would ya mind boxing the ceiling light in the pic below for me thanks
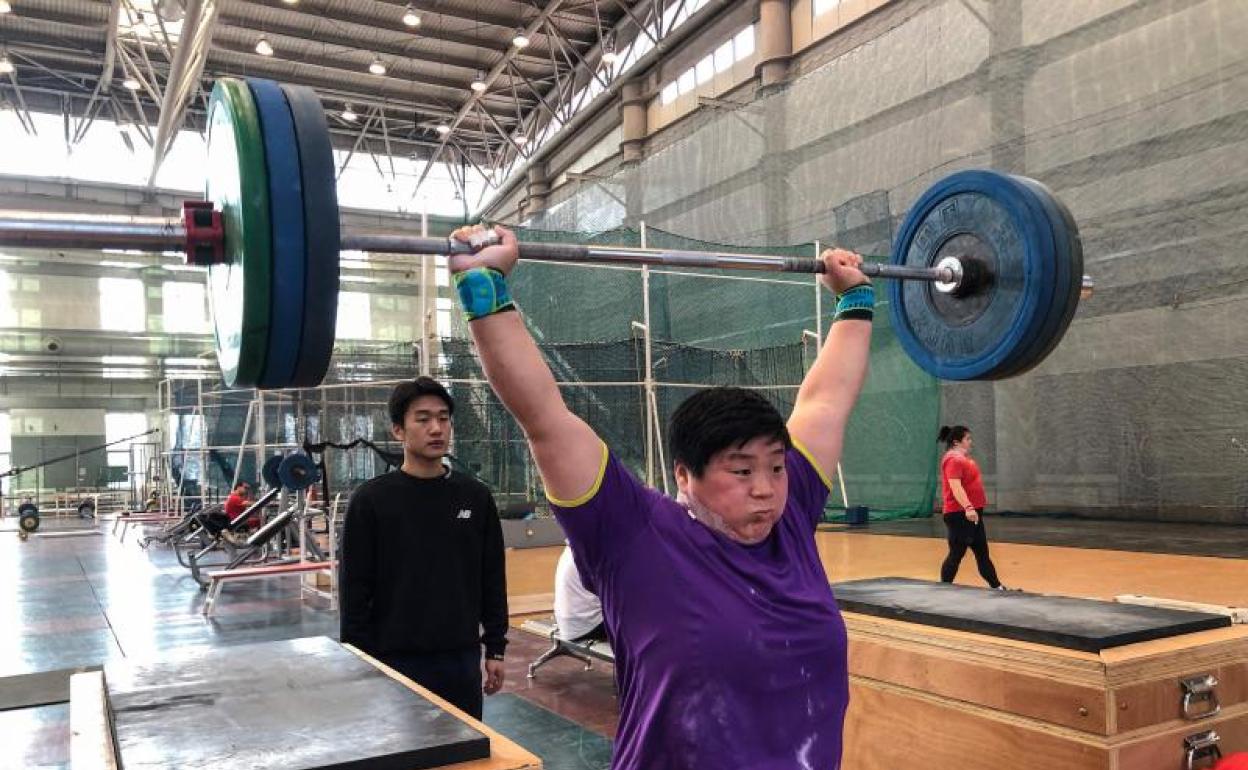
[282,0,298,4]
[512,133,528,146]
[369,56,387,75]
[0,54,12,75]
[601,34,618,65]
[154,0,186,22]
[402,4,420,27]
[470,70,487,93]
[512,28,530,49]
[435,123,451,135]
[342,104,357,122]
[255,36,274,56]
[0,1,12,14]
[123,77,141,90]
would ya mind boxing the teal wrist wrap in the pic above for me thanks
[454,267,515,321]
[834,283,875,322]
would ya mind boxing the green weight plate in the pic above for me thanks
[206,78,272,388]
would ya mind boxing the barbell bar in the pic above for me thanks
[0,212,1093,292]
[0,78,1094,388]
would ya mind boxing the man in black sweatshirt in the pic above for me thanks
[339,377,508,719]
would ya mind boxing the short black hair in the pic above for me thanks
[668,387,790,477]
[938,425,970,447]
[388,377,455,426]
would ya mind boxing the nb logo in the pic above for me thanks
[457,509,473,520]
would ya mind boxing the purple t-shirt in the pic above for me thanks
[551,443,848,770]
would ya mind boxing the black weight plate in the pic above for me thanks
[280,84,340,388]
[888,170,1058,381]
[247,78,307,390]
[19,511,40,533]
[992,176,1083,378]
[278,453,321,491]
[262,454,284,489]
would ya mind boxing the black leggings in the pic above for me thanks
[940,510,1001,588]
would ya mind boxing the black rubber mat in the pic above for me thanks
[0,666,100,711]
[833,577,1230,652]
[105,636,490,770]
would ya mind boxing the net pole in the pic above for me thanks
[419,208,431,377]
[640,221,655,488]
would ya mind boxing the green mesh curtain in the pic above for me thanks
[170,227,937,519]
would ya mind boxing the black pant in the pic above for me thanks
[380,647,483,720]
[941,510,1001,588]
[202,511,231,537]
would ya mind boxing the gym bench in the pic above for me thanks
[201,560,336,617]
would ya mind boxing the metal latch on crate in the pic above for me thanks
[1184,730,1222,770]
[1181,674,1221,720]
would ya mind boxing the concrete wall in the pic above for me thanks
[516,0,1248,523]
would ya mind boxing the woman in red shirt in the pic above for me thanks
[938,425,1007,589]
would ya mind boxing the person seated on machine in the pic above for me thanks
[200,482,254,545]
[224,482,258,529]
[554,543,608,645]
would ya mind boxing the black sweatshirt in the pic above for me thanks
[339,468,508,659]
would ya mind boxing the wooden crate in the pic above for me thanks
[843,613,1248,770]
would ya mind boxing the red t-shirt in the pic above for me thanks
[941,450,987,514]
[224,492,256,527]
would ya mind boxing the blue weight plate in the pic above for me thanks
[261,454,284,489]
[278,453,321,491]
[888,169,1057,381]
[280,84,340,388]
[991,176,1083,378]
[247,79,307,390]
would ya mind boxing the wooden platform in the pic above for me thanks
[69,637,542,770]
[843,604,1248,769]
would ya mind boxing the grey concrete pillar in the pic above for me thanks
[756,0,793,88]
[525,162,550,220]
[619,80,648,163]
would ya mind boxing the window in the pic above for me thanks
[714,40,735,73]
[814,0,842,17]
[162,281,210,334]
[99,277,146,332]
[677,67,696,95]
[106,413,149,490]
[0,271,12,326]
[734,26,756,60]
[0,412,10,495]
[661,81,680,105]
[336,292,372,339]
[436,297,454,337]
[696,55,715,85]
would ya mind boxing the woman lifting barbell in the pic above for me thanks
[450,221,872,770]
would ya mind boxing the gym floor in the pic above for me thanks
[5,513,1247,769]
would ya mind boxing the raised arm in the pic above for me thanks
[449,225,604,503]
[787,249,873,477]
